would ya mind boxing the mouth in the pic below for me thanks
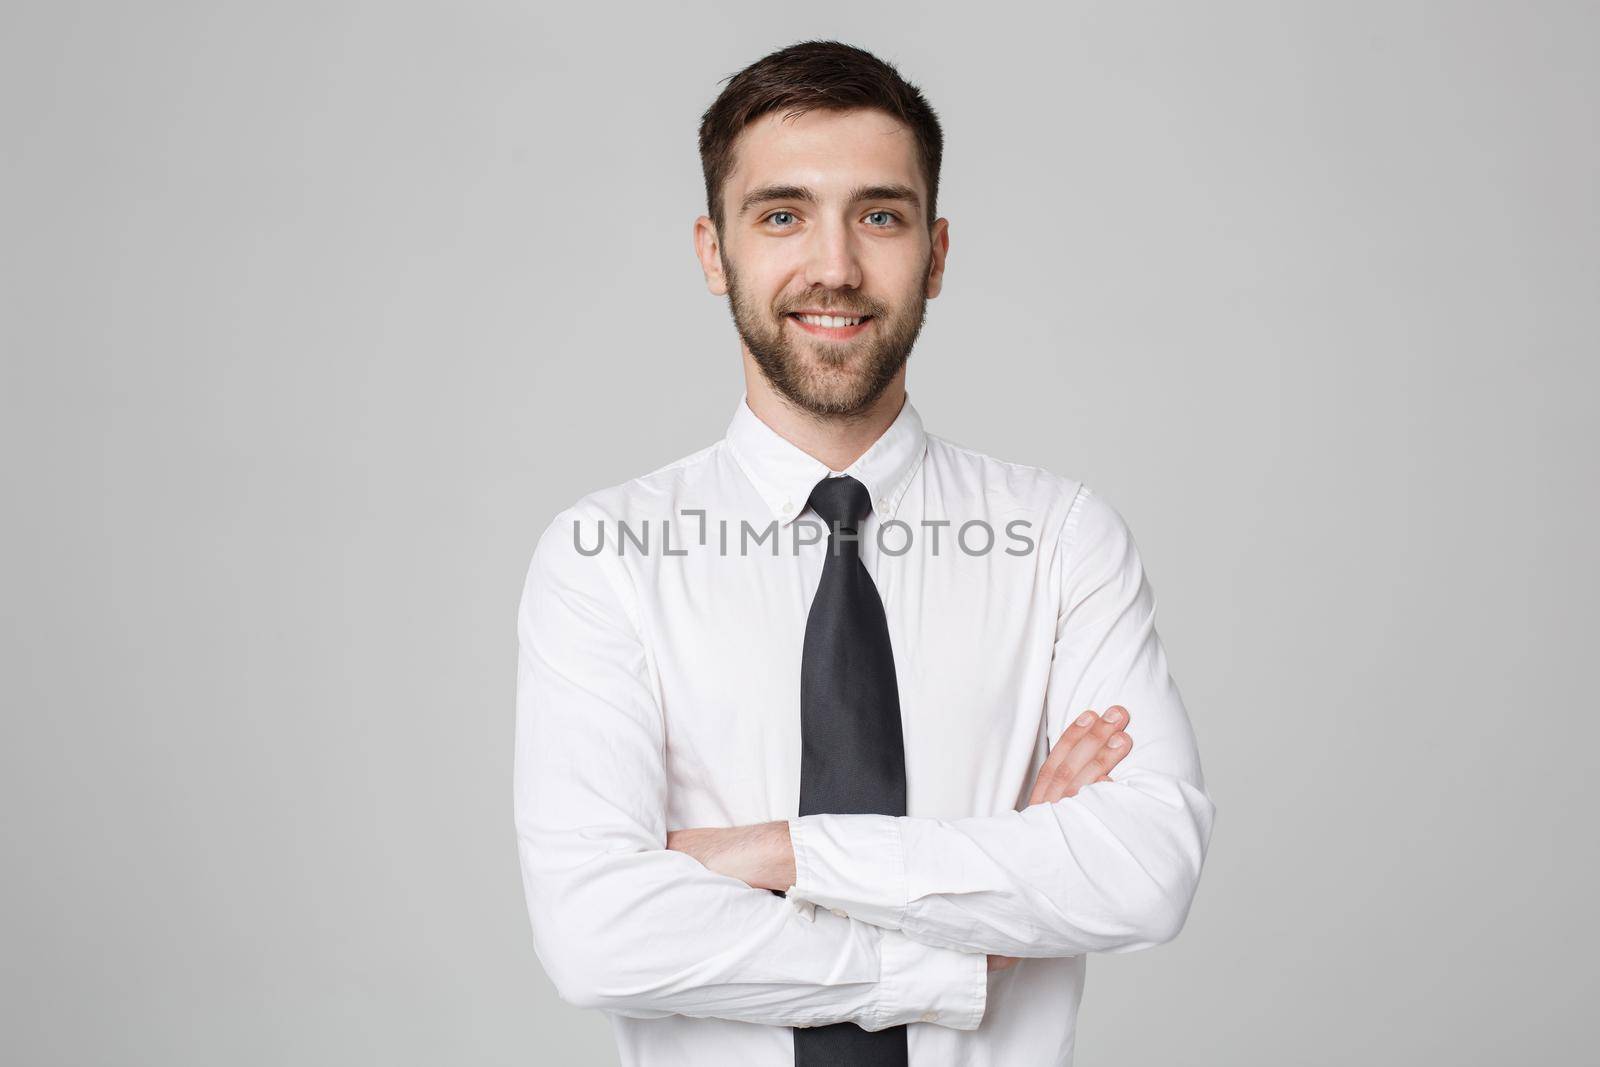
[785,311,875,341]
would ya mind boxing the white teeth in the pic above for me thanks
[796,314,862,328]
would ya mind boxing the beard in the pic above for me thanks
[723,253,931,419]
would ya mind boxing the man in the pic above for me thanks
[514,40,1215,1066]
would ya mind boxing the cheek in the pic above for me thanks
[733,257,797,307]
[767,259,812,301]
[864,249,927,299]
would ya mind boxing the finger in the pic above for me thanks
[1040,706,1130,802]
[1031,710,1113,804]
[1030,710,1100,804]
[1030,706,1134,805]
[1035,707,1132,804]
[1047,710,1099,759]
[1065,730,1131,794]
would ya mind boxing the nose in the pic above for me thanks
[802,216,863,292]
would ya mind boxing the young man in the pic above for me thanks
[514,40,1215,1067]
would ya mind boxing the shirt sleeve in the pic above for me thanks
[514,506,989,1030]
[784,484,1216,958]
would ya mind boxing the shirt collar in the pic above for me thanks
[724,391,928,527]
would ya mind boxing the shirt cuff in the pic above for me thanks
[786,814,908,930]
[871,927,988,1031]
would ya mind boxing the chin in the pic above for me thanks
[788,378,885,417]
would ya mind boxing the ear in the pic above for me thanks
[925,217,950,299]
[694,216,728,296]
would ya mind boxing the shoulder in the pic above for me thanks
[521,441,729,617]
[921,433,1144,558]
[923,432,1091,532]
[556,439,727,526]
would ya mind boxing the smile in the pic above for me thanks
[786,312,874,339]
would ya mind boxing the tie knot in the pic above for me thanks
[807,474,873,529]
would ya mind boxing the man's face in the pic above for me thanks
[700,108,948,418]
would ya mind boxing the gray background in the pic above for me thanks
[3,1,1595,1063]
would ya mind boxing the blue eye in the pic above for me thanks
[766,211,797,227]
[865,211,898,226]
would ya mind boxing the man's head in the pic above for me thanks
[693,41,950,419]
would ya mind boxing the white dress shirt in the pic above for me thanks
[514,393,1215,1066]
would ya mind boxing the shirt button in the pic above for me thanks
[829,907,846,918]
[920,1011,939,1023]
[782,500,794,513]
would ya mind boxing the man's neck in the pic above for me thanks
[741,351,907,472]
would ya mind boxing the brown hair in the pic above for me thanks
[697,40,944,235]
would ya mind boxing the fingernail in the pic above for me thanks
[1109,735,1126,748]
[1103,709,1122,724]
[1076,712,1095,727]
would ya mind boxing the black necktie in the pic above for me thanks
[792,474,909,1066]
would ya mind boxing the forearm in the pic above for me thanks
[517,818,986,1029]
[676,793,1211,960]
[783,770,1214,957]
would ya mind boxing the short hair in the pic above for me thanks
[697,40,944,234]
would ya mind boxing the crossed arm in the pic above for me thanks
[514,487,1215,1030]
[667,704,1138,973]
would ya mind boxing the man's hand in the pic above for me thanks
[666,819,794,892]
[990,706,1135,973]
[1028,705,1133,805]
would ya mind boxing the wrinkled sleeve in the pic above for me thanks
[785,484,1216,957]
[514,507,988,1029]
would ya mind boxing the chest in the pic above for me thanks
[634,532,1061,824]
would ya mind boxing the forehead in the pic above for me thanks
[726,107,924,205]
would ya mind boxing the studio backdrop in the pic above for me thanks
[3,2,1594,1064]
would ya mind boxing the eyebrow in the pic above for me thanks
[739,183,923,217]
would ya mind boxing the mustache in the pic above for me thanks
[777,292,889,316]
[777,295,883,317]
